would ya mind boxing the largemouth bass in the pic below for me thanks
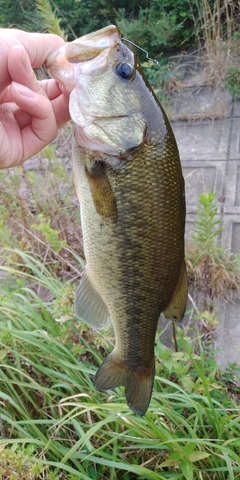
[47,25,188,416]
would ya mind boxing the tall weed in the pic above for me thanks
[193,0,240,89]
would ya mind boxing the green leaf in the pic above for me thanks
[182,444,196,456]
[188,451,210,463]
[160,458,180,468]
[170,451,182,460]
[171,351,185,361]
[180,460,193,480]
[181,375,194,393]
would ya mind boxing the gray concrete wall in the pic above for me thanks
[171,99,240,369]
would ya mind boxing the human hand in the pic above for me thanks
[0,29,71,169]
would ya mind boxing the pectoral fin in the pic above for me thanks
[163,260,188,322]
[74,269,111,329]
[85,161,117,220]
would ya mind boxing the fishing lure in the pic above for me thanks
[121,38,159,64]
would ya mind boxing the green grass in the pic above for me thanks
[0,250,239,479]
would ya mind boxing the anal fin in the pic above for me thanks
[74,269,111,330]
[163,260,188,322]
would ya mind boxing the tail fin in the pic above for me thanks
[94,352,155,416]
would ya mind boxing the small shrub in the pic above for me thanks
[186,192,240,307]
[0,444,43,480]
[225,65,240,98]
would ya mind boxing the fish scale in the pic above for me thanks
[47,24,188,415]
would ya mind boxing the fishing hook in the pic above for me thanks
[121,38,159,65]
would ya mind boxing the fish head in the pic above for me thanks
[46,25,146,156]
[46,25,123,91]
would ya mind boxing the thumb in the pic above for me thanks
[12,30,66,67]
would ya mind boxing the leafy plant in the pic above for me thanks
[0,0,200,53]
[191,191,223,255]
[142,59,178,106]
[0,0,43,32]
[116,6,184,58]
[186,192,240,307]
[225,65,240,98]
[0,444,44,480]
[36,0,68,40]
[32,214,67,253]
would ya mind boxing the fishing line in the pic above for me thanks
[121,38,159,65]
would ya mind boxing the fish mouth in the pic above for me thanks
[66,25,121,61]
[46,25,121,91]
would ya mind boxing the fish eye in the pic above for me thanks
[115,62,135,80]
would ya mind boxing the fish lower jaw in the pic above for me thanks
[74,125,122,156]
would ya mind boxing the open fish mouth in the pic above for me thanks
[46,25,122,92]
[65,24,121,60]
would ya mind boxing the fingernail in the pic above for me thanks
[12,82,37,98]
